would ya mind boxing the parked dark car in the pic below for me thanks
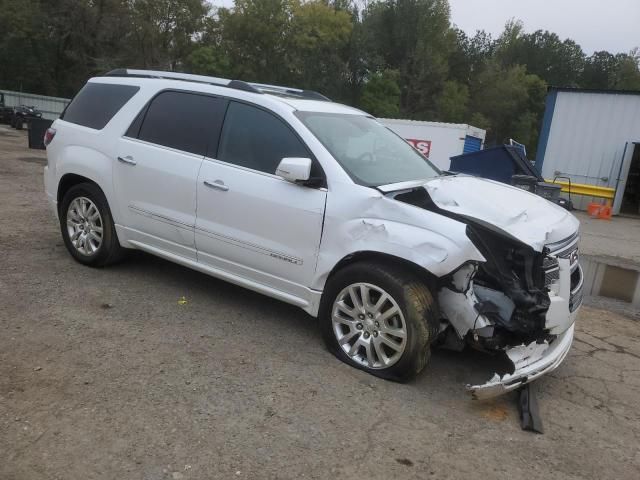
[0,93,14,124]
[10,105,43,129]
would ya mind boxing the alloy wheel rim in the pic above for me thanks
[66,197,103,256]
[331,283,407,369]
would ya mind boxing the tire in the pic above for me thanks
[319,261,439,382]
[15,117,23,130]
[59,183,125,267]
[10,116,16,128]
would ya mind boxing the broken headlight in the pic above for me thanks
[466,225,550,342]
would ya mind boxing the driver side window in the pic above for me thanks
[217,102,309,175]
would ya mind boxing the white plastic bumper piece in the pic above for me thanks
[467,323,575,400]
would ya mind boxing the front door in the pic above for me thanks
[195,101,326,298]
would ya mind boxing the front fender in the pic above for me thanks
[312,183,485,291]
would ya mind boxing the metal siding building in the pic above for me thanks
[0,89,70,120]
[536,88,640,213]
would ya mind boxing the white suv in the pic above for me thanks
[44,69,582,398]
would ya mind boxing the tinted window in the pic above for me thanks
[217,102,309,174]
[137,91,226,156]
[62,83,139,130]
[125,108,145,138]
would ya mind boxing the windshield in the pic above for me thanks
[296,112,440,187]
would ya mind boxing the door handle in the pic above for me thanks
[204,180,229,191]
[117,155,137,166]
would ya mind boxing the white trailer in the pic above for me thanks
[379,118,486,170]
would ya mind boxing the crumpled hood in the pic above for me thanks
[421,176,579,251]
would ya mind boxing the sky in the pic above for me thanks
[448,0,639,54]
[210,0,639,55]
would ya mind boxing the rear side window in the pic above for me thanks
[62,83,139,130]
[136,91,227,156]
[217,101,309,174]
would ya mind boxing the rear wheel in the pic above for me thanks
[320,261,439,382]
[59,183,125,267]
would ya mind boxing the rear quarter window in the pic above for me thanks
[61,83,139,130]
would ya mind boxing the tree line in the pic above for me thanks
[1,0,639,153]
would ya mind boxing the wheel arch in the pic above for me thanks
[57,174,104,211]
[322,251,440,293]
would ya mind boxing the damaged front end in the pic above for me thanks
[438,226,582,399]
[439,227,582,399]
[389,183,582,399]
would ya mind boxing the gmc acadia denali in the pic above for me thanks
[44,69,583,398]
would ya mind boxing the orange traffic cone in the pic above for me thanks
[587,202,601,218]
[597,202,612,220]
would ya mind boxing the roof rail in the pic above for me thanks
[248,82,331,101]
[105,68,232,87]
[103,69,330,101]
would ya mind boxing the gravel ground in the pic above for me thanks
[1,126,640,480]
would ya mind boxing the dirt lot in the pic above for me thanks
[1,126,639,480]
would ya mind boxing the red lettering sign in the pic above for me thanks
[406,138,431,157]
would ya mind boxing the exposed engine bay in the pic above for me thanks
[388,183,583,399]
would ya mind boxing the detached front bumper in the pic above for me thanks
[467,323,575,400]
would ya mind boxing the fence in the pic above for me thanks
[0,89,70,120]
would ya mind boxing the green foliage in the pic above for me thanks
[360,69,401,117]
[217,0,294,83]
[213,0,352,96]
[1,0,639,154]
[496,23,585,87]
[288,1,353,98]
[449,29,494,84]
[469,62,546,147]
[0,0,51,93]
[126,0,210,70]
[435,80,469,122]
[581,50,640,90]
[613,51,640,90]
[361,0,455,118]
[185,46,230,76]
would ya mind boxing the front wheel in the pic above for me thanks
[319,261,439,382]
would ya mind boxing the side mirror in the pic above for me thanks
[276,157,312,183]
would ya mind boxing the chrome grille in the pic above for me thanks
[545,232,583,310]
[547,233,580,274]
[543,256,560,287]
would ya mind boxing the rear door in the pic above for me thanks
[115,90,227,259]
[195,101,327,297]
